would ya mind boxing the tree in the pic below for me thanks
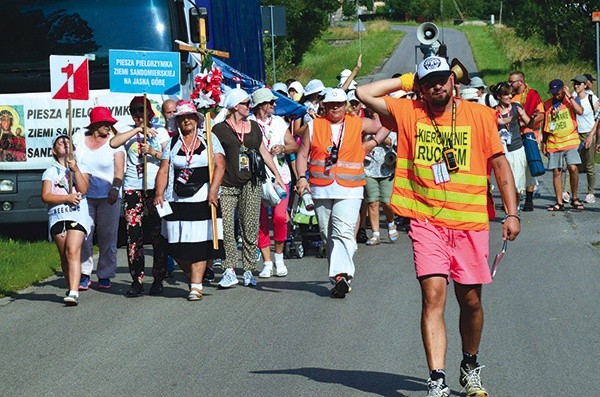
[502,0,596,63]
[342,0,356,18]
[359,0,375,12]
[261,0,340,66]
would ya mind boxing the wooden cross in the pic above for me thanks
[178,19,229,250]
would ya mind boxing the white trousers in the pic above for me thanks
[81,197,122,279]
[314,198,361,279]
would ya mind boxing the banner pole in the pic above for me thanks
[143,93,148,194]
[68,98,74,191]
[206,112,219,250]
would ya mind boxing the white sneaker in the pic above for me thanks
[218,268,238,288]
[274,262,288,277]
[63,294,79,306]
[366,235,380,246]
[259,262,273,278]
[273,253,288,276]
[243,270,257,287]
[585,193,595,204]
[459,364,488,397]
[562,191,571,203]
[426,378,450,397]
[388,225,399,242]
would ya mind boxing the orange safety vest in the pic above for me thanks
[308,115,366,187]
[542,99,579,152]
[384,97,502,231]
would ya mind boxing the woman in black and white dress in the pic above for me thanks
[154,101,225,301]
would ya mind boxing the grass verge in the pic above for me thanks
[0,238,59,298]
[288,20,404,87]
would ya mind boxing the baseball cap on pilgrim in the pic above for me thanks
[584,73,596,82]
[323,88,347,103]
[416,56,451,83]
[548,79,564,94]
[571,74,588,84]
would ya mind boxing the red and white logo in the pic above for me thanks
[50,55,89,100]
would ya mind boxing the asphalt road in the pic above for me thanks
[359,25,479,84]
[1,26,599,397]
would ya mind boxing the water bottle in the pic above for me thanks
[275,184,287,199]
[302,190,315,211]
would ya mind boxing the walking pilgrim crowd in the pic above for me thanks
[42,51,599,397]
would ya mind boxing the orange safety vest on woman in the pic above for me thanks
[308,115,366,187]
[383,97,504,231]
[542,99,579,153]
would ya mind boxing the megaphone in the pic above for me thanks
[417,22,439,46]
[450,58,471,86]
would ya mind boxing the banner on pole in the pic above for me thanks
[109,50,180,95]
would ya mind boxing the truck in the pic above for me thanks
[0,0,265,224]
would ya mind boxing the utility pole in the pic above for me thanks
[499,1,503,25]
[451,0,465,21]
[594,12,600,94]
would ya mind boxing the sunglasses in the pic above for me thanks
[420,73,451,89]
[239,101,251,107]
[130,107,146,115]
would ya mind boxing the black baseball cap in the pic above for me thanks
[584,73,596,82]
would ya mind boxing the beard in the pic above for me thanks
[428,91,452,109]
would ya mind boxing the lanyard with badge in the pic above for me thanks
[549,100,561,131]
[227,119,250,172]
[428,100,459,185]
[324,119,345,175]
[176,133,198,185]
[135,132,145,179]
[257,117,284,167]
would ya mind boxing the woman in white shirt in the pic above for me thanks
[42,135,90,305]
[110,96,169,297]
[249,88,298,278]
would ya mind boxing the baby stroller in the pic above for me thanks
[283,193,325,259]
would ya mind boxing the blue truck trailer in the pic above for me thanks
[0,0,265,224]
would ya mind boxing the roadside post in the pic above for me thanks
[50,55,90,190]
[261,5,287,85]
[354,19,367,56]
[108,50,180,193]
[593,11,600,94]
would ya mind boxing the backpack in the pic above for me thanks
[484,93,493,108]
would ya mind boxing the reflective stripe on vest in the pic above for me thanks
[543,102,579,152]
[390,158,490,230]
[308,116,366,187]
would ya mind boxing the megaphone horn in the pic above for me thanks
[450,58,471,86]
[417,22,439,46]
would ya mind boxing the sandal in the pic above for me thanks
[570,198,584,211]
[187,288,203,301]
[547,203,564,212]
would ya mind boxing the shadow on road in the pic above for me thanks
[254,279,332,297]
[251,367,463,396]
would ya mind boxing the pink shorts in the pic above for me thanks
[409,219,492,285]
